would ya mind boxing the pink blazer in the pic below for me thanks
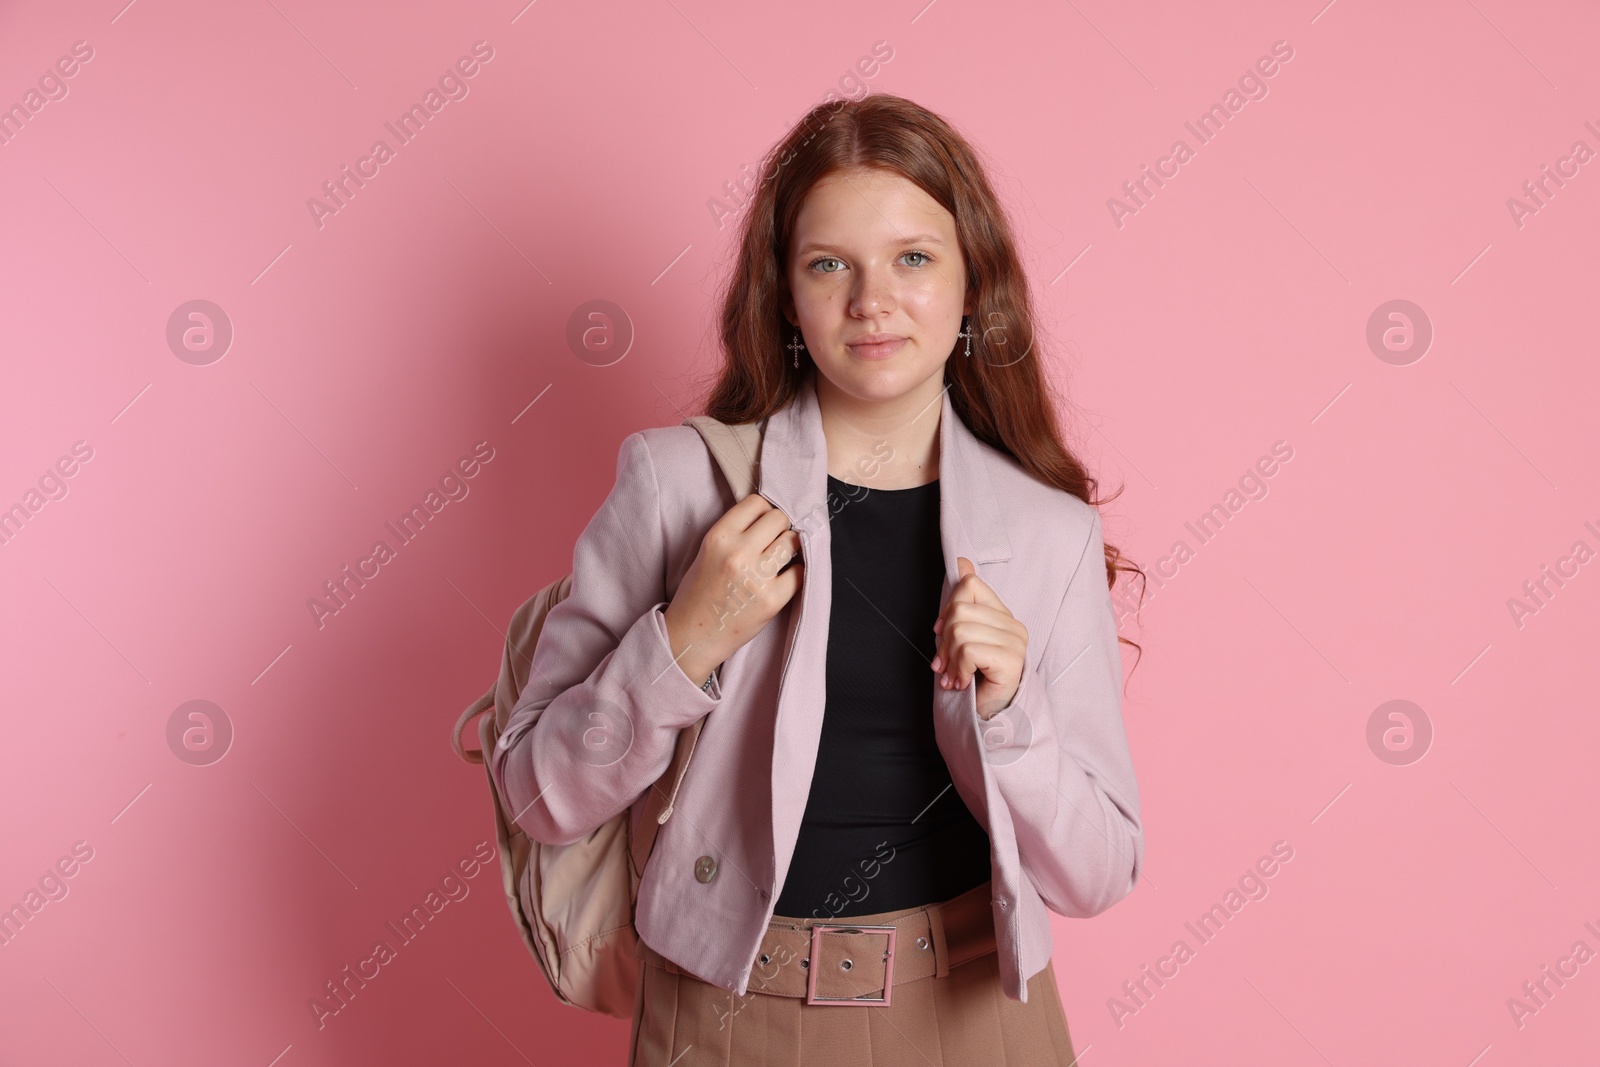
[491,369,1145,1003]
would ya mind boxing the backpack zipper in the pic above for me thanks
[659,505,806,826]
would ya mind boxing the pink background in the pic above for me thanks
[3,0,1598,1063]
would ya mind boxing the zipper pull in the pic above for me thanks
[657,721,704,825]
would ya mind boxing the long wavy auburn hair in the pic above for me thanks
[698,92,1145,661]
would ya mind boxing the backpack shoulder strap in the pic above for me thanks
[452,687,496,764]
[682,415,763,501]
[451,572,573,765]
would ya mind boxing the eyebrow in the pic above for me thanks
[794,233,948,255]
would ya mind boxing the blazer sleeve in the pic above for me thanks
[987,508,1145,917]
[489,430,722,847]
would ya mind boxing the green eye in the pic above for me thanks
[806,250,934,272]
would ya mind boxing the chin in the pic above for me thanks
[820,358,940,403]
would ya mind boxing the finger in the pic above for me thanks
[948,640,1013,689]
[933,620,1022,680]
[950,559,1008,612]
[932,609,1023,673]
[739,498,794,543]
[762,525,801,558]
[948,557,982,606]
[946,618,1026,651]
[713,492,777,537]
[938,601,1024,635]
[766,561,804,606]
[938,558,979,619]
[758,530,802,578]
[733,491,778,518]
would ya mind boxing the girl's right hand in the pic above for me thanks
[662,493,804,687]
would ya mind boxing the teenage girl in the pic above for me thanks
[606,93,1148,1066]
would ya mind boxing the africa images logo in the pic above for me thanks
[306,41,495,230]
[308,841,495,1029]
[307,441,495,630]
[1106,40,1296,229]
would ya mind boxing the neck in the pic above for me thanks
[814,370,945,489]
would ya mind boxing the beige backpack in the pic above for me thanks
[451,415,762,1019]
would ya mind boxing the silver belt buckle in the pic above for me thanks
[805,923,897,1006]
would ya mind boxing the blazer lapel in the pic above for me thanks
[929,383,1014,863]
[754,371,833,906]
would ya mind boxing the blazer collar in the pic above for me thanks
[757,367,1013,576]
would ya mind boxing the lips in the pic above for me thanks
[847,335,907,360]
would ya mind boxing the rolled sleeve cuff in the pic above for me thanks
[646,602,724,705]
[981,665,1032,728]
[495,599,720,761]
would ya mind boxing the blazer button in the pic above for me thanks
[694,855,718,883]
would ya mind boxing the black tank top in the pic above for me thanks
[772,474,992,919]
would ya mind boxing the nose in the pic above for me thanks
[847,264,897,318]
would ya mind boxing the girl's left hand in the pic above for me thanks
[930,556,1028,721]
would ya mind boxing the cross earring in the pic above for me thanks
[788,329,806,368]
[959,315,973,357]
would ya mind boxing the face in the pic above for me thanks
[782,167,969,412]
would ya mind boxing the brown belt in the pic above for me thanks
[639,879,997,1007]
